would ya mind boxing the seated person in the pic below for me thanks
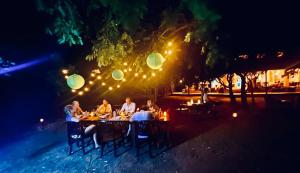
[129,106,154,138]
[95,99,112,118]
[64,101,85,122]
[120,97,136,117]
[64,101,100,148]
[130,106,154,122]
[145,99,160,112]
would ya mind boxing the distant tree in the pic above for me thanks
[217,73,236,103]
[246,72,260,105]
[237,72,248,106]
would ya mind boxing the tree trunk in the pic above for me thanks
[228,76,236,104]
[248,80,255,105]
[239,73,248,106]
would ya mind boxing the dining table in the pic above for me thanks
[80,112,171,147]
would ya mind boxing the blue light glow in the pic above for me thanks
[0,53,57,75]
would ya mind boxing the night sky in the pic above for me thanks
[1,0,300,142]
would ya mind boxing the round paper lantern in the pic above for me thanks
[146,52,164,70]
[112,69,124,80]
[67,74,85,89]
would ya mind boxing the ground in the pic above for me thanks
[0,96,299,173]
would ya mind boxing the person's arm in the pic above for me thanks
[108,104,112,114]
[129,113,136,122]
[70,115,80,122]
[65,108,80,122]
[120,103,125,112]
[95,105,101,115]
[130,103,136,113]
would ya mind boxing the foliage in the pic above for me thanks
[85,21,134,67]
[37,0,83,46]
[38,0,223,92]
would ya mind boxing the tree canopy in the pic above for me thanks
[37,0,224,92]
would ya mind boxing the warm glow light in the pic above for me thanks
[124,69,128,73]
[190,99,193,104]
[89,81,94,85]
[90,73,95,77]
[163,111,167,116]
[232,112,238,118]
[78,91,84,96]
[117,85,120,88]
[84,87,89,91]
[159,68,163,71]
[197,99,201,104]
[102,82,106,86]
[167,50,173,55]
[62,69,68,74]
[97,76,102,80]
[128,68,132,71]
[187,101,191,106]
[151,72,156,77]
[64,75,69,79]
[123,62,128,66]
[134,73,138,77]
[164,50,168,54]
[122,78,126,82]
[143,75,147,79]
[167,42,172,46]
[93,69,100,74]
[109,86,113,90]
[276,51,284,58]
[179,80,183,83]
[71,89,76,93]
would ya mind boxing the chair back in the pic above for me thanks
[66,121,83,139]
[133,120,155,139]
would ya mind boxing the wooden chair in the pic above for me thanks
[66,121,94,155]
[132,120,155,157]
[98,121,129,157]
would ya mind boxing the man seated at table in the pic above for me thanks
[130,105,154,122]
[95,99,112,119]
[120,97,136,117]
[64,101,100,148]
[145,99,160,112]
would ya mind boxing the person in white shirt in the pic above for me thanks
[120,97,136,116]
[64,101,100,148]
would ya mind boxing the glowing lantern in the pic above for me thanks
[146,52,164,70]
[67,74,85,90]
[112,69,124,80]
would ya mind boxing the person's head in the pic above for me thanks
[140,105,148,111]
[102,99,108,105]
[72,101,80,108]
[125,97,131,104]
[147,99,152,106]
